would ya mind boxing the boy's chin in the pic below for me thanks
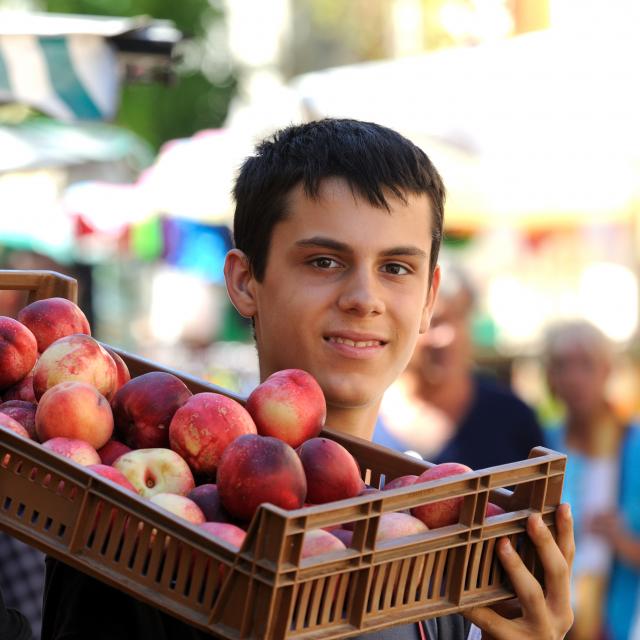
[323,382,384,413]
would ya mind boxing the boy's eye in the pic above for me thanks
[382,263,410,275]
[310,257,341,269]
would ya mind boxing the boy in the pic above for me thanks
[42,119,574,640]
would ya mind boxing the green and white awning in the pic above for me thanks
[0,12,180,122]
[0,32,118,121]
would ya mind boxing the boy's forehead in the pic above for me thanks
[285,177,433,221]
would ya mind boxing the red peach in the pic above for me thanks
[297,437,364,504]
[113,448,195,498]
[103,347,131,392]
[0,412,30,438]
[87,463,138,493]
[217,434,307,521]
[0,401,37,439]
[302,529,346,559]
[86,463,138,533]
[33,334,117,401]
[187,484,230,523]
[0,317,38,390]
[375,512,428,542]
[2,374,36,403]
[112,372,192,450]
[42,437,101,466]
[246,369,326,448]
[486,502,506,517]
[97,439,131,466]
[200,521,246,549]
[150,493,206,525]
[35,381,114,449]
[384,475,419,491]
[169,393,257,477]
[411,463,473,529]
[18,297,90,353]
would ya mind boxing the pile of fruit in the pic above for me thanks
[0,298,505,560]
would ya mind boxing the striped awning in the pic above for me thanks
[0,13,180,121]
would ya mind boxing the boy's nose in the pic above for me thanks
[337,268,386,316]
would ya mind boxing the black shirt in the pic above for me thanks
[432,374,545,470]
[42,558,471,640]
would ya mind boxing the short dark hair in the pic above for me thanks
[233,118,445,281]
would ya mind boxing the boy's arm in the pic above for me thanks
[463,503,575,640]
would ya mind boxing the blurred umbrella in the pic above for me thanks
[292,28,640,230]
[137,128,254,224]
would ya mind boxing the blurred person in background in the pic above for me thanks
[374,263,544,469]
[544,321,640,640]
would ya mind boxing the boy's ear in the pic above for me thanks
[224,249,258,319]
[419,264,441,334]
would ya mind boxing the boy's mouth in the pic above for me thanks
[324,335,386,348]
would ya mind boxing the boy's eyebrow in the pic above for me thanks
[295,236,428,258]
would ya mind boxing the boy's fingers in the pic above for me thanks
[495,537,547,621]
[555,503,575,569]
[526,511,572,619]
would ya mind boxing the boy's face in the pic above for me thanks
[226,177,439,415]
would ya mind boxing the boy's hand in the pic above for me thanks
[464,503,574,640]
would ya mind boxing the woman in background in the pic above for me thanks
[544,321,640,640]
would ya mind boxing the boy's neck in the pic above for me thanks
[325,402,381,442]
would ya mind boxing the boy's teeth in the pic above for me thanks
[331,337,379,347]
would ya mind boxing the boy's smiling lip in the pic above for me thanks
[323,331,388,358]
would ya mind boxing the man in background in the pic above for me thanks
[374,263,544,469]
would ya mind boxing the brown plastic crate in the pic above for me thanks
[0,270,567,639]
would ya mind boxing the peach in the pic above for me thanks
[384,475,419,491]
[35,381,114,449]
[42,437,101,466]
[200,521,246,549]
[112,372,192,450]
[97,439,131,466]
[150,493,205,525]
[302,529,346,559]
[0,412,30,439]
[411,462,473,529]
[486,502,506,517]
[103,347,131,392]
[0,400,37,439]
[375,512,428,542]
[217,434,307,521]
[2,373,36,403]
[330,528,353,547]
[86,463,138,533]
[169,393,257,477]
[246,369,326,448]
[87,463,138,493]
[187,484,230,523]
[297,437,364,504]
[0,316,38,390]
[113,448,195,498]
[33,334,117,401]
[18,297,90,353]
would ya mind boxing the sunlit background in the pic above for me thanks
[1,0,639,417]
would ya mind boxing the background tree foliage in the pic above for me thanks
[45,0,237,149]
